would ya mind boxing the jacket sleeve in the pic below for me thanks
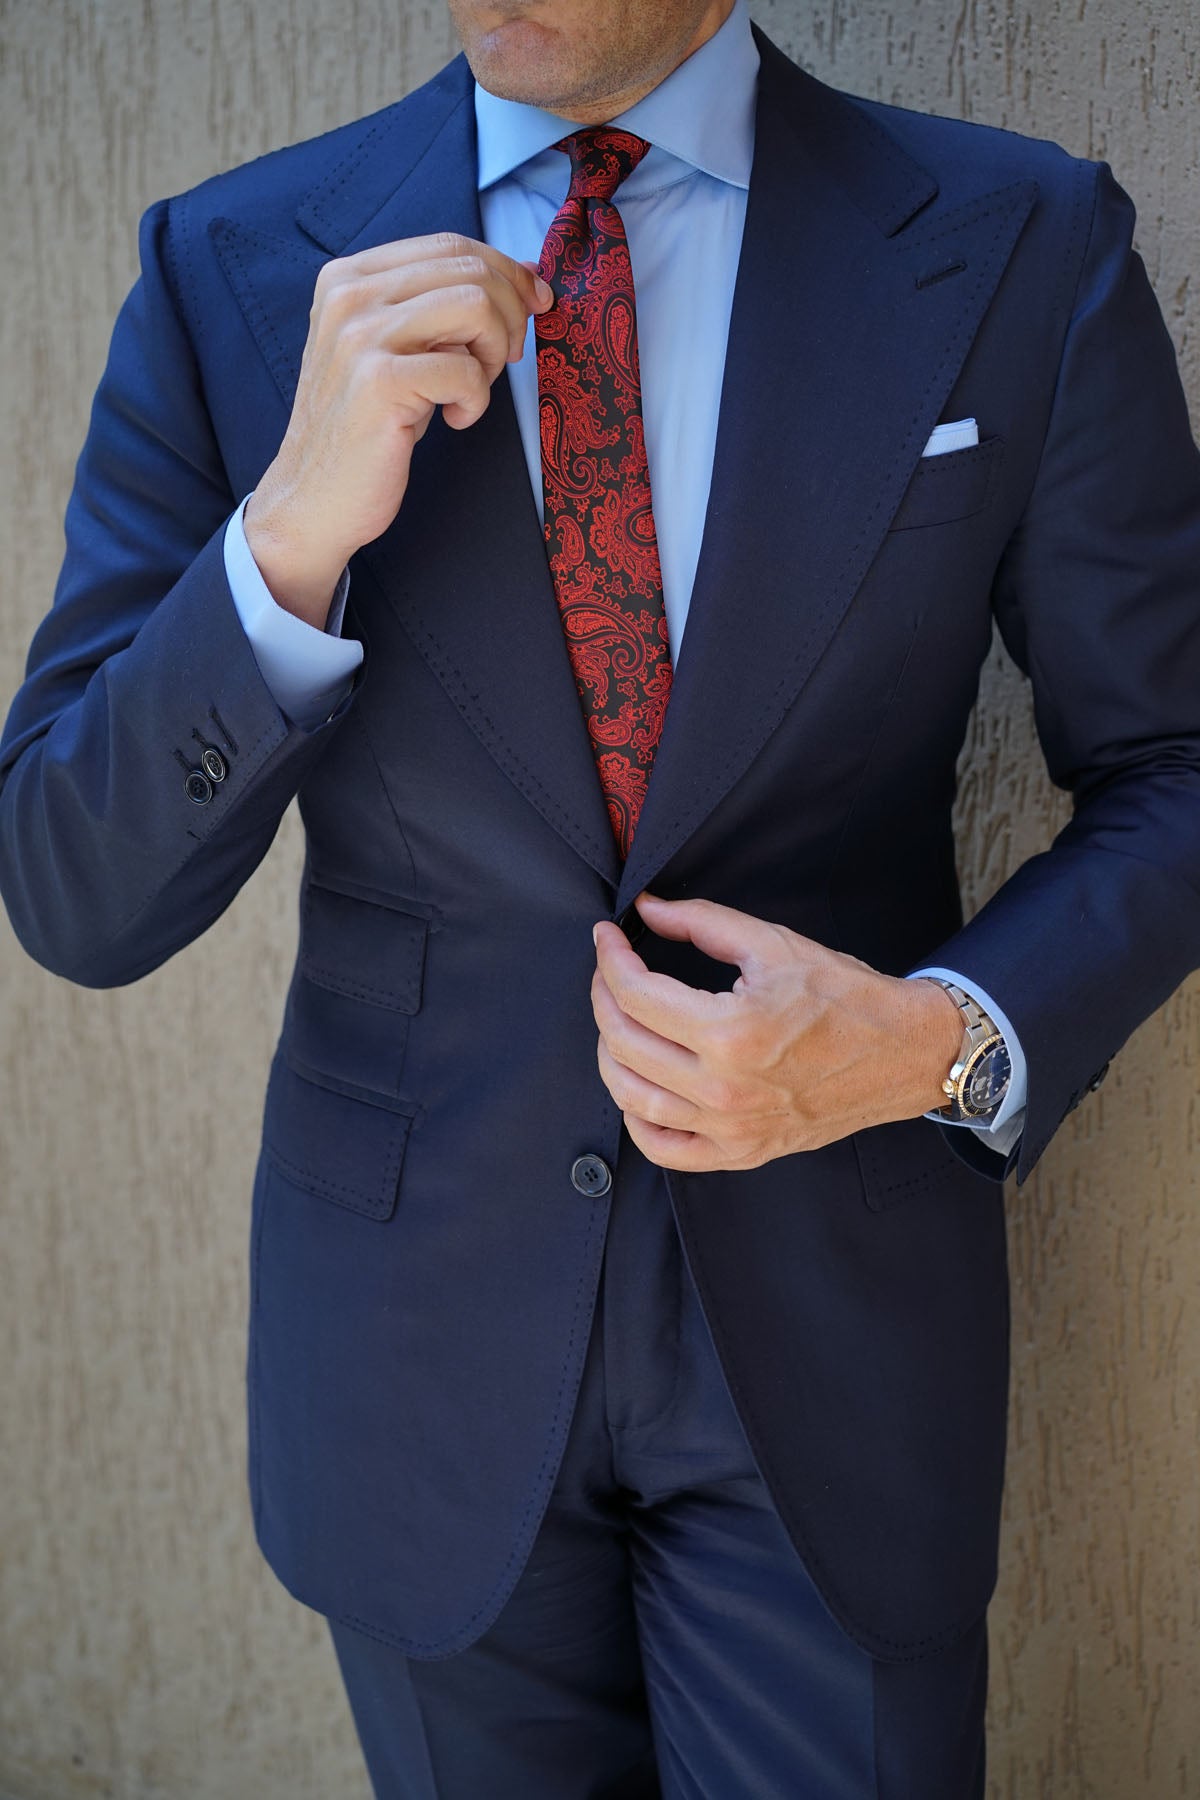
[921,163,1200,1181]
[0,196,354,988]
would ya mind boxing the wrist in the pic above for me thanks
[918,978,1013,1121]
[904,976,966,1115]
[243,488,346,630]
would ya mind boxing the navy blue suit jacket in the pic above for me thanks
[4,29,1200,1662]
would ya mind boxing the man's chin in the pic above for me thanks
[469,29,551,88]
[464,25,595,113]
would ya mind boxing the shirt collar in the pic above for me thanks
[473,0,758,196]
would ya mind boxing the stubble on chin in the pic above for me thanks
[453,2,692,119]
[469,31,629,112]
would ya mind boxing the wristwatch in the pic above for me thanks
[925,979,1012,1122]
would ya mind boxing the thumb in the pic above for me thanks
[518,257,554,306]
[633,893,782,973]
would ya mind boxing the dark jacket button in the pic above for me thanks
[615,905,646,949]
[571,1154,612,1197]
[201,746,227,782]
[184,770,213,805]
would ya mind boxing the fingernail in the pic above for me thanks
[592,925,600,946]
[535,275,554,307]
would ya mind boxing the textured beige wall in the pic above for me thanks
[0,0,1197,1795]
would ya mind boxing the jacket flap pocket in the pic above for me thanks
[300,875,430,1014]
[263,1052,417,1220]
[888,437,1004,532]
[853,1114,970,1212]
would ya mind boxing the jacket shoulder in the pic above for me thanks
[753,31,1105,247]
[165,52,470,240]
[851,91,1096,208]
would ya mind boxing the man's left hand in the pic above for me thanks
[591,893,963,1172]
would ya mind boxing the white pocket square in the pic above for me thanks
[922,418,979,456]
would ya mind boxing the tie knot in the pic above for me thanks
[554,127,651,202]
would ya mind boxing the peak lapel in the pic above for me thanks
[616,36,1037,908]
[215,55,621,889]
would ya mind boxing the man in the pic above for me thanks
[2,0,1198,1791]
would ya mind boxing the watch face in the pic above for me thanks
[963,1040,1012,1116]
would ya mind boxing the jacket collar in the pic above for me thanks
[294,27,937,261]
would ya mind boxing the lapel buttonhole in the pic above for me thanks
[915,258,968,290]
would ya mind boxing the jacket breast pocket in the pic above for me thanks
[887,437,1005,532]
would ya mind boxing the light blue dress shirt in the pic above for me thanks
[222,0,1026,1153]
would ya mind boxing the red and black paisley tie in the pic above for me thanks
[535,128,672,861]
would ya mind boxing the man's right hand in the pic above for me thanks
[243,234,555,629]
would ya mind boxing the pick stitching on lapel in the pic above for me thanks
[614,39,1037,907]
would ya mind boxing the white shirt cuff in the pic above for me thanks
[223,496,362,729]
[907,967,1028,1157]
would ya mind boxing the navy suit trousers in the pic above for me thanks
[327,1141,989,1798]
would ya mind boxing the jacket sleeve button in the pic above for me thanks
[185,769,214,805]
[200,746,227,782]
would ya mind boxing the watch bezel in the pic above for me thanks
[945,1032,1012,1119]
